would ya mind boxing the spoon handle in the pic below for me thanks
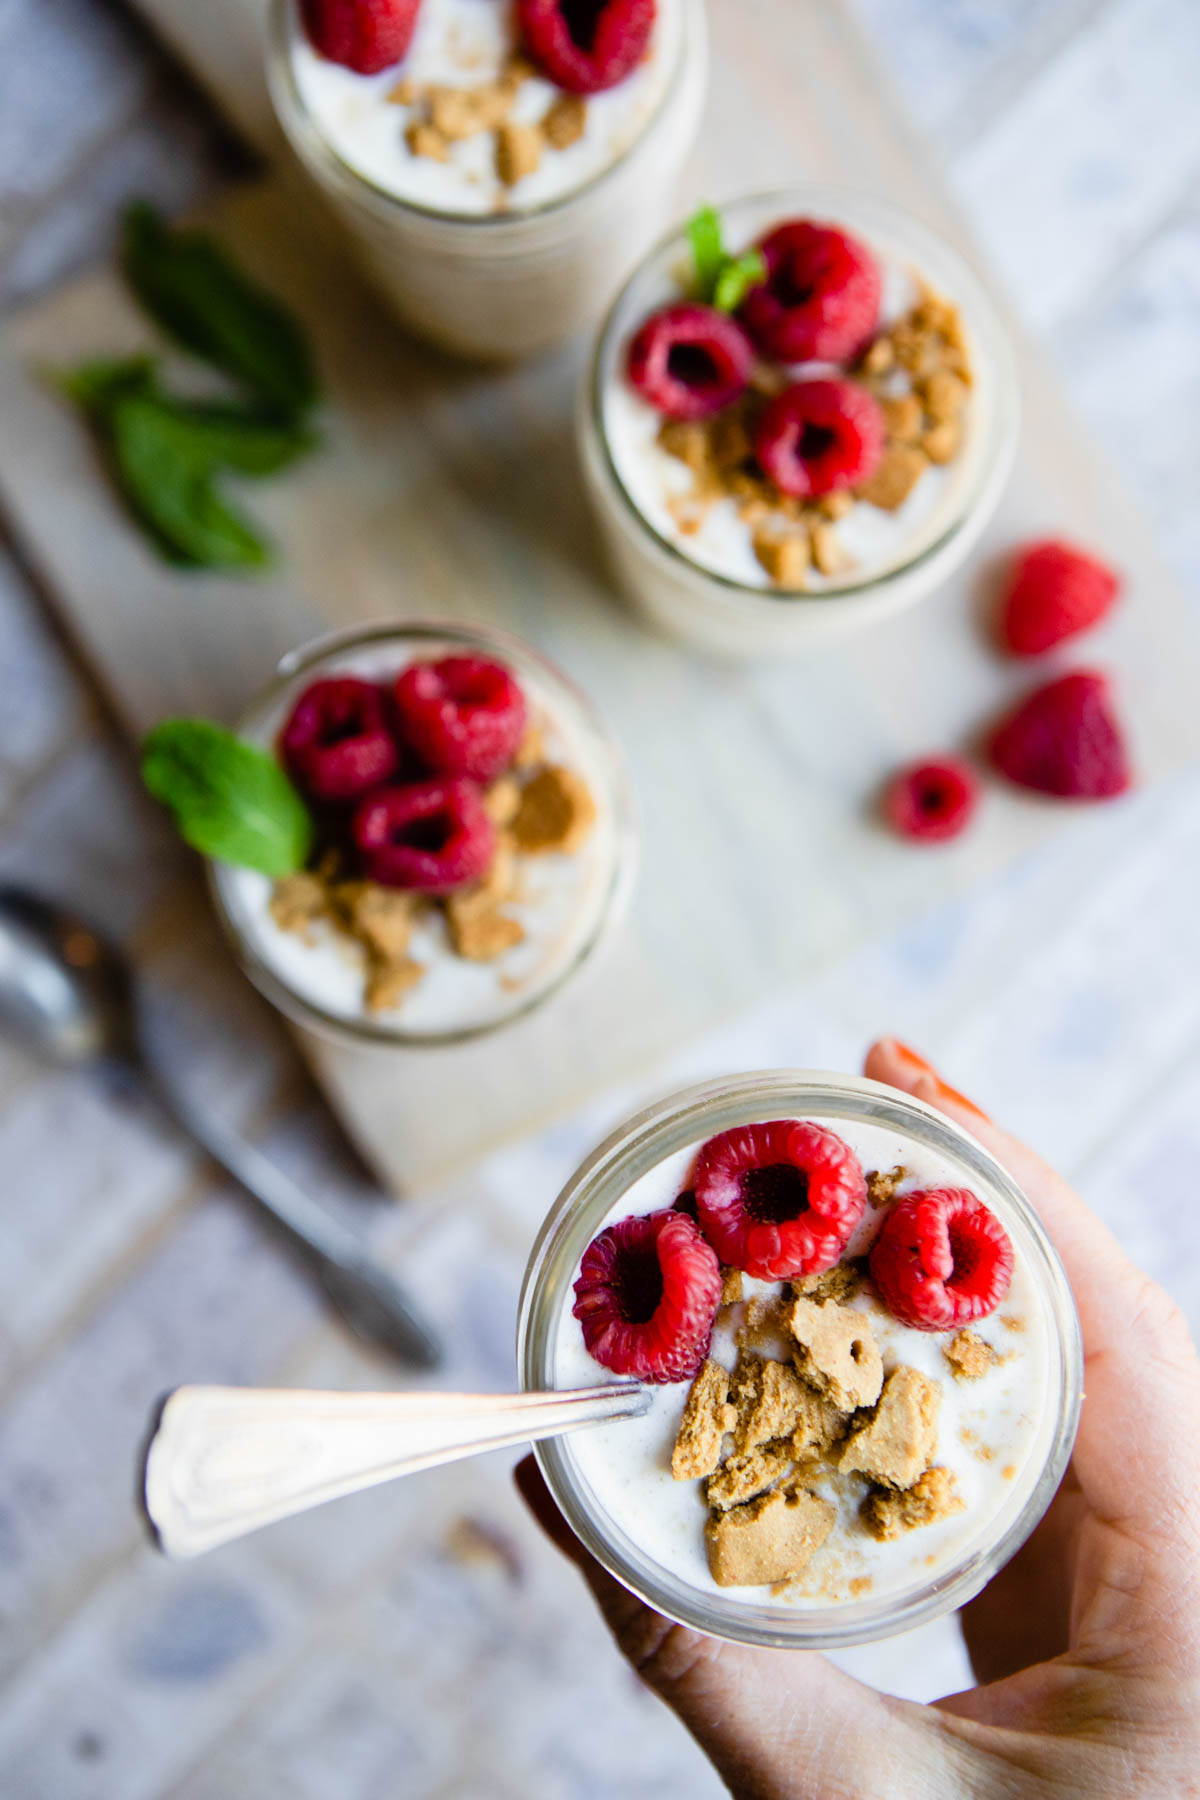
[143,1382,648,1558]
[141,1064,441,1369]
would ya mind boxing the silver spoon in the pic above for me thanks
[0,885,440,1368]
[144,1379,649,1557]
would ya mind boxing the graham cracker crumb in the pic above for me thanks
[429,84,491,141]
[720,1267,744,1308]
[815,489,854,521]
[406,121,450,163]
[496,121,542,185]
[1000,1315,1025,1333]
[510,766,596,854]
[785,1297,883,1412]
[484,776,522,827]
[735,1293,787,1350]
[881,393,923,443]
[867,1165,907,1208]
[512,723,544,770]
[338,883,415,962]
[270,872,328,937]
[1001,1463,1016,1481]
[542,92,587,150]
[658,417,712,473]
[789,1386,849,1460]
[754,529,810,586]
[499,51,537,91]
[672,1359,736,1481]
[793,1261,862,1305]
[839,1365,940,1489]
[856,443,926,512]
[730,1354,814,1453]
[445,906,524,961]
[918,369,968,422]
[944,1329,1000,1382]
[862,1466,963,1541]
[705,1487,835,1587]
[364,955,424,1011]
[810,520,849,576]
[388,77,421,105]
[706,1441,793,1511]
[849,1575,873,1597]
[922,419,962,465]
[862,336,894,376]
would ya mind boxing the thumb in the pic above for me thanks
[514,1456,943,1800]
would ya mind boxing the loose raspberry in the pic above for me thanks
[627,302,754,420]
[755,378,884,499]
[279,677,399,803]
[869,1188,1013,1331]
[299,0,420,74]
[885,757,978,843]
[999,539,1121,656]
[989,671,1131,801]
[518,0,655,94]
[694,1120,866,1282]
[739,219,881,364]
[392,656,527,785]
[352,778,494,891]
[572,1209,721,1383]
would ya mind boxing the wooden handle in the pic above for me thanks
[143,1382,648,1558]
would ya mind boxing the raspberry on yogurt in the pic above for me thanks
[280,677,400,803]
[694,1119,867,1281]
[353,776,495,891]
[870,1187,1014,1331]
[739,219,882,364]
[572,1208,722,1383]
[627,303,754,420]
[519,0,657,93]
[299,0,421,74]
[393,655,528,784]
[754,379,885,499]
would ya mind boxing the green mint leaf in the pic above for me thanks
[120,202,319,421]
[686,204,726,301]
[46,355,158,416]
[142,718,314,876]
[110,393,273,569]
[162,402,318,476]
[712,248,768,314]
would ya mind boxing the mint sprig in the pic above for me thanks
[142,719,314,876]
[685,204,767,314]
[50,357,315,568]
[120,203,318,423]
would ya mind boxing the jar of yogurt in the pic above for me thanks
[266,0,708,361]
[518,1070,1080,1649]
[579,189,1020,657]
[210,620,635,1048]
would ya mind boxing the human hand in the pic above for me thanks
[516,1039,1200,1799]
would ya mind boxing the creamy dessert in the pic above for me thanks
[522,1075,1080,1646]
[290,0,686,217]
[580,190,1019,655]
[208,624,634,1043]
[268,0,708,358]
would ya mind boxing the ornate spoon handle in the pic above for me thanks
[143,1382,648,1558]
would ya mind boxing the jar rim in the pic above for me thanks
[583,186,1020,612]
[518,1069,1082,1649]
[208,617,637,1049]
[265,0,701,235]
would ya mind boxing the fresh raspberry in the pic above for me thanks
[626,302,754,420]
[279,677,399,803]
[694,1120,866,1282]
[989,671,1131,800]
[518,0,655,94]
[738,220,881,364]
[572,1209,721,1383]
[299,0,420,73]
[999,539,1121,656]
[755,378,884,499]
[885,757,978,843]
[869,1188,1013,1331]
[352,778,494,891]
[392,656,527,785]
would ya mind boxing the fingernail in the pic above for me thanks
[890,1039,991,1123]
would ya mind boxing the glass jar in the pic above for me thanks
[209,619,636,1048]
[579,188,1020,656]
[265,0,709,361]
[518,1069,1081,1650]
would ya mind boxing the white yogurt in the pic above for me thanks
[212,637,626,1040]
[602,233,978,594]
[553,1114,1052,1610]
[290,0,685,218]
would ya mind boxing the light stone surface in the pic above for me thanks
[0,0,1198,1793]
